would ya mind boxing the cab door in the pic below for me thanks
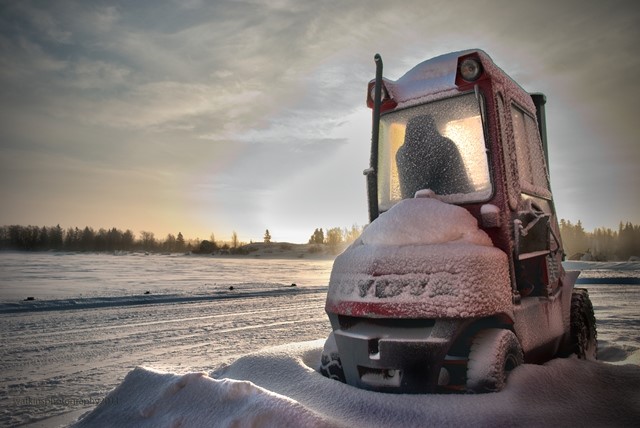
[509,103,562,297]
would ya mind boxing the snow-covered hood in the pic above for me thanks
[326,198,513,319]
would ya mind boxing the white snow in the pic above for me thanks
[385,50,472,109]
[1,253,639,427]
[480,203,501,228]
[327,243,512,318]
[72,340,640,428]
[466,329,522,391]
[360,198,492,247]
[71,366,332,428]
[0,252,333,302]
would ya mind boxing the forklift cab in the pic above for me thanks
[365,50,563,301]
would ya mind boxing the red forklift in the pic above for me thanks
[320,50,597,393]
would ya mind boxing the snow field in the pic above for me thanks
[73,340,640,427]
[0,254,638,427]
[1,289,331,427]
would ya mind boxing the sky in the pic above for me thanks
[0,0,639,244]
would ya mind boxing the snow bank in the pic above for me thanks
[71,363,335,428]
[326,198,512,318]
[72,340,640,427]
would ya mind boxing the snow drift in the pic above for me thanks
[72,340,640,427]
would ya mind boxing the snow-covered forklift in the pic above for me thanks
[320,50,597,393]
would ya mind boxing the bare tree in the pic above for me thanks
[164,234,176,252]
[140,231,156,252]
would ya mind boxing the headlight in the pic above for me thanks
[459,58,482,81]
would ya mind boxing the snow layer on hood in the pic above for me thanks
[360,198,492,247]
[73,340,640,428]
[327,198,512,319]
[327,243,512,319]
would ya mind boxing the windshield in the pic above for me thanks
[377,93,492,211]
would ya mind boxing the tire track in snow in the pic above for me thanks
[1,293,331,392]
[1,295,327,341]
[0,317,329,386]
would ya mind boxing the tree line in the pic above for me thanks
[308,225,364,246]
[0,225,194,253]
[559,220,639,261]
[0,225,265,255]
[2,221,637,261]
[0,224,366,254]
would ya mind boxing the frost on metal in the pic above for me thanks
[383,49,536,112]
[384,51,464,109]
[327,198,512,319]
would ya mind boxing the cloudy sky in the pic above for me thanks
[1,0,638,244]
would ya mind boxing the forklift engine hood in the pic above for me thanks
[326,197,513,320]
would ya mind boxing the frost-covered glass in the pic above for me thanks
[511,105,551,197]
[497,95,519,210]
[377,93,492,211]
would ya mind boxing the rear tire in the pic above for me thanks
[466,329,523,393]
[568,288,597,360]
[318,332,346,383]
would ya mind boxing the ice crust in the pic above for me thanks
[326,198,512,319]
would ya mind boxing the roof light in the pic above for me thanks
[369,84,388,103]
[366,80,397,111]
[459,58,482,81]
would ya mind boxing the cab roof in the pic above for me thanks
[379,49,536,113]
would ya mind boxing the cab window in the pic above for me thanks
[377,93,492,210]
[511,104,551,197]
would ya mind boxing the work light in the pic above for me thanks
[459,58,482,81]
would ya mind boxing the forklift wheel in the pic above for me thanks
[466,329,523,393]
[319,332,346,383]
[569,288,598,360]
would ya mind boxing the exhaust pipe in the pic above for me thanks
[367,54,384,222]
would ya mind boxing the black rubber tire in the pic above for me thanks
[466,329,523,393]
[569,288,598,360]
[318,333,346,383]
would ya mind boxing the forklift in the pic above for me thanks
[320,50,597,393]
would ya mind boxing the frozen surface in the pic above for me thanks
[0,252,332,303]
[0,254,638,427]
